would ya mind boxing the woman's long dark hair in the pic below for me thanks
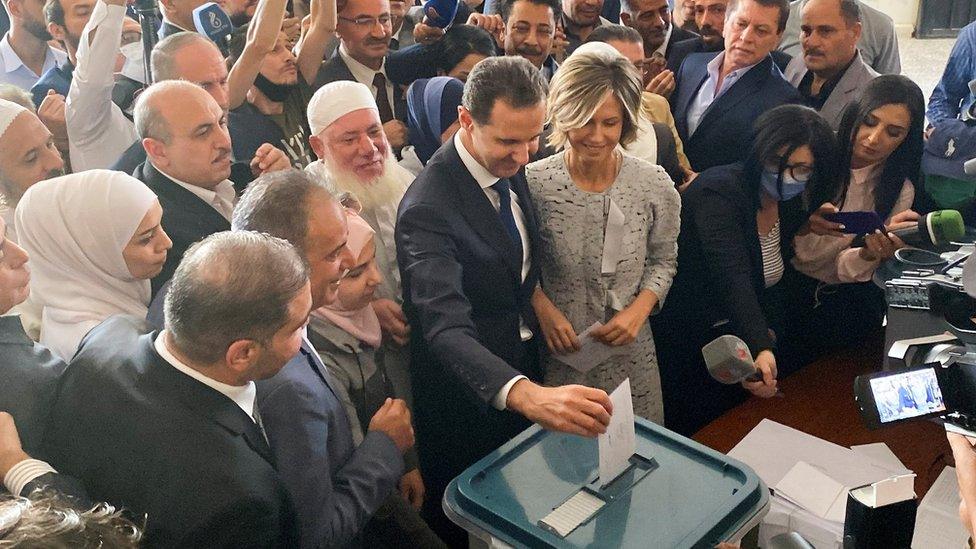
[834,75,925,221]
[742,105,838,213]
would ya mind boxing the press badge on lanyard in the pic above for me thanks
[601,195,626,275]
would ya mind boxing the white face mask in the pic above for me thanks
[119,41,147,84]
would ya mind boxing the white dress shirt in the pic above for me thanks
[155,165,238,221]
[453,132,531,410]
[686,52,760,137]
[154,331,258,421]
[66,0,139,172]
[0,34,67,91]
[338,45,396,117]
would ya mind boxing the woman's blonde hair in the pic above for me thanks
[545,46,643,151]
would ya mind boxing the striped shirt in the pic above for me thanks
[760,221,784,288]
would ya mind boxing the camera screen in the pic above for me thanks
[870,368,947,423]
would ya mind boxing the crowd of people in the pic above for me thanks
[1,0,975,545]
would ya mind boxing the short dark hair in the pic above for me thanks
[462,56,548,125]
[586,24,643,45]
[498,0,561,22]
[728,0,790,34]
[437,24,497,74]
[744,105,838,212]
[838,0,861,26]
[164,231,309,364]
[43,0,64,27]
[232,169,337,259]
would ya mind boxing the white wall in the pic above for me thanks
[861,0,920,27]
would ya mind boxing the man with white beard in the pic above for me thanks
[306,80,416,402]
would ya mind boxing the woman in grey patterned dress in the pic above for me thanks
[526,42,680,423]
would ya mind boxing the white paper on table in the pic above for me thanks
[773,461,849,523]
[553,322,630,374]
[911,466,970,548]
[728,419,902,489]
[598,378,635,486]
[850,443,913,475]
[601,198,626,275]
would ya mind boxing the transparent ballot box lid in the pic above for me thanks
[444,418,770,548]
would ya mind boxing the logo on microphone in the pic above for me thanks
[946,138,956,158]
[209,11,225,30]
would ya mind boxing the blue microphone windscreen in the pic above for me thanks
[193,2,234,47]
[423,0,459,28]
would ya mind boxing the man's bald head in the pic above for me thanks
[134,81,233,188]
[152,32,231,111]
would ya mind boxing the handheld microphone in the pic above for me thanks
[891,209,965,247]
[702,335,762,384]
[422,0,459,28]
[193,3,234,55]
[965,157,976,176]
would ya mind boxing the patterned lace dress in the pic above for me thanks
[525,151,681,423]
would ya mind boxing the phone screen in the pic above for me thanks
[869,367,947,424]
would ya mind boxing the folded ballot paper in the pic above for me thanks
[553,322,630,374]
[729,420,915,540]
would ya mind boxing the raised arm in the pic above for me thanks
[65,0,139,171]
[227,0,289,109]
[295,0,337,85]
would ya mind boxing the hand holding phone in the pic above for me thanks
[823,211,885,235]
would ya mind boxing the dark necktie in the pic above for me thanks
[372,72,395,123]
[492,179,523,261]
[252,396,268,444]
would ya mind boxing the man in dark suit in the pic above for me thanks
[620,0,697,60]
[233,169,431,548]
[0,214,61,457]
[670,0,799,172]
[315,0,409,151]
[396,56,612,544]
[131,81,289,297]
[41,231,311,547]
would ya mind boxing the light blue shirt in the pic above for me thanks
[0,34,67,91]
[686,52,760,137]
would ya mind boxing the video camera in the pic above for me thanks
[856,249,976,432]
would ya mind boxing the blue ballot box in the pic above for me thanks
[444,419,770,548]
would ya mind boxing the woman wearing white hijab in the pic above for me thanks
[15,169,172,360]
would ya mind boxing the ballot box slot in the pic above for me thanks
[538,452,657,538]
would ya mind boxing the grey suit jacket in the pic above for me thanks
[779,0,901,75]
[257,339,404,548]
[784,50,879,130]
[0,316,65,454]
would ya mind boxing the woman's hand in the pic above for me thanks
[532,288,580,355]
[590,291,657,347]
[886,209,920,232]
[742,350,778,398]
[858,230,908,262]
[803,202,845,237]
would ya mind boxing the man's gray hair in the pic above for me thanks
[462,56,549,126]
[164,231,310,364]
[151,31,217,81]
[232,169,338,258]
[0,84,35,112]
[0,489,142,547]
[133,80,204,142]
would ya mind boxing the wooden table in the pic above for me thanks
[693,336,953,499]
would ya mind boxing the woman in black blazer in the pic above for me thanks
[653,105,838,436]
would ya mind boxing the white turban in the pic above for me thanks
[0,98,28,141]
[307,81,379,137]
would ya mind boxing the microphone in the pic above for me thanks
[702,335,762,384]
[891,209,965,247]
[193,3,234,55]
[422,0,459,28]
[965,157,976,176]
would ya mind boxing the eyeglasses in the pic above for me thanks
[338,14,393,28]
[767,158,814,182]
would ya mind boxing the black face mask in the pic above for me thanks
[254,73,296,103]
